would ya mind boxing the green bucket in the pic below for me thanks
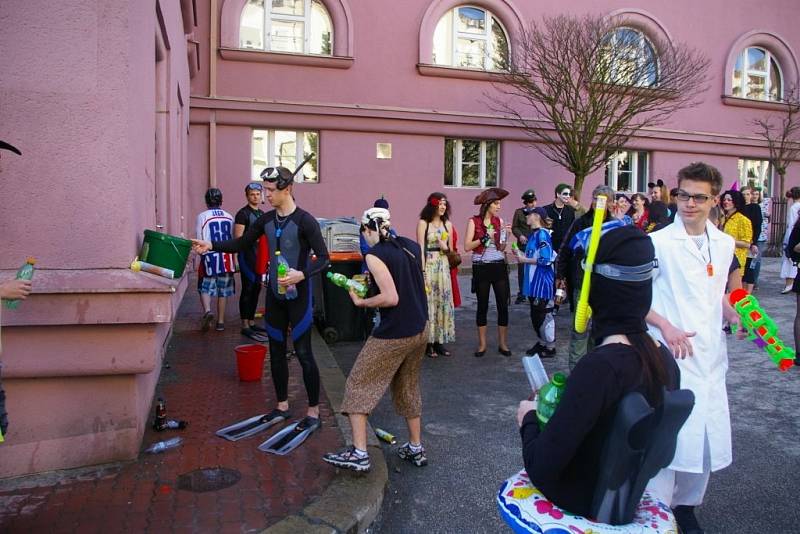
[139,230,192,278]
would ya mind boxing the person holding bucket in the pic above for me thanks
[322,207,429,472]
[192,165,330,439]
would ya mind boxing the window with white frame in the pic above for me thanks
[239,0,332,55]
[444,139,499,188]
[252,129,319,183]
[433,6,509,70]
[738,158,772,196]
[732,47,782,101]
[601,28,658,87]
[605,150,649,193]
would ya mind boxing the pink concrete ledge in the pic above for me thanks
[219,47,354,69]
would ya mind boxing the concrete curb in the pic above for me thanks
[263,331,387,534]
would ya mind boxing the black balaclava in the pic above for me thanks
[589,225,655,342]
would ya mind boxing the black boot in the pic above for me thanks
[673,505,704,534]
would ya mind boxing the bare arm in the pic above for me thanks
[234,223,245,239]
[349,254,398,308]
[464,219,479,252]
[416,220,427,270]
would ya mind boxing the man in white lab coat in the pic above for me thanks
[645,162,742,534]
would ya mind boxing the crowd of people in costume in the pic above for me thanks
[188,158,800,534]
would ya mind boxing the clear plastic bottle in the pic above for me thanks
[274,251,297,299]
[326,272,368,297]
[3,258,35,310]
[536,372,567,430]
[145,436,183,454]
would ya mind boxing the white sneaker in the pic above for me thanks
[781,285,793,294]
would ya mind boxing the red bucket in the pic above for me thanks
[235,344,267,382]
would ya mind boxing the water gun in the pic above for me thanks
[574,195,607,334]
[729,288,795,371]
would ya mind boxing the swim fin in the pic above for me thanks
[215,409,290,441]
[257,416,321,455]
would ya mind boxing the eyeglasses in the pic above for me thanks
[246,183,263,191]
[675,190,712,204]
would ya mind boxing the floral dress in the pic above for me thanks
[424,224,455,344]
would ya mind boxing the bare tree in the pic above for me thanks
[751,89,800,255]
[488,14,710,199]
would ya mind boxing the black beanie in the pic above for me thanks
[589,225,655,341]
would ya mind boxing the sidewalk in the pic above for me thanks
[0,288,385,533]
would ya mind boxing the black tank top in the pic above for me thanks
[367,236,428,339]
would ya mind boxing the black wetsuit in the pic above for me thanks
[235,205,264,322]
[520,343,679,517]
[215,207,330,407]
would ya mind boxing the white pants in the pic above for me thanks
[646,431,712,507]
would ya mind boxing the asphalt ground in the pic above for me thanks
[328,257,800,534]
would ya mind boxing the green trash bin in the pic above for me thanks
[139,230,192,278]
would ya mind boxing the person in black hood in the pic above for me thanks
[517,225,680,518]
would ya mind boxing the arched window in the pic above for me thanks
[732,47,782,101]
[432,6,509,70]
[239,0,332,55]
[601,28,658,87]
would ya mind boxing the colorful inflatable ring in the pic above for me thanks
[497,470,677,534]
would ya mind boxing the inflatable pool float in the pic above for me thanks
[497,470,677,534]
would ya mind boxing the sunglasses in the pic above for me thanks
[675,190,712,204]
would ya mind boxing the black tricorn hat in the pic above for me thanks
[0,140,21,155]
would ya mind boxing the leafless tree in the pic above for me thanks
[488,14,710,199]
[752,89,800,255]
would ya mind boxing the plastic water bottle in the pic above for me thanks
[145,436,183,454]
[536,373,567,430]
[523,355,549,392]
[4,258,35,310]
[274,251,297,299]
[326,272,368,297]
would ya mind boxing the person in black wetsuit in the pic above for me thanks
[516,225,680,518]
[235,182,267,341]
[192,167,330,431]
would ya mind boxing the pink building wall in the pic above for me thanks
[190,0,800,239]
[0,0,195,478]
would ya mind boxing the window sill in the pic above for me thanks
[219,47,354,69]
[721,95,791,111]
[417,63,507,82]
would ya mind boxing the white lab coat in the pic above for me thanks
[648,216,735,473]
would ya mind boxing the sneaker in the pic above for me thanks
[241,327,268,342]
[515,295,527,305]
[397,442,427,467]
[539,346,556,358]
[323,445,371,472]
[526,343,546,356]
[200,311,214,332]
[215,323,225,332]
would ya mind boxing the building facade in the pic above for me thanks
[191,0,799,237]
[0,0,196,477]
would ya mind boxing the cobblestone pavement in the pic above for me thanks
[0,290,342,533]
[331,258,800,534]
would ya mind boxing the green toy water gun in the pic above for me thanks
[729,288,795,371]
[574,195,607,334]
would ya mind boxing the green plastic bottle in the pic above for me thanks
[326,272,367,298]
[274,251,297,299]
[3,257,35,310]
[536,372,566,430]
